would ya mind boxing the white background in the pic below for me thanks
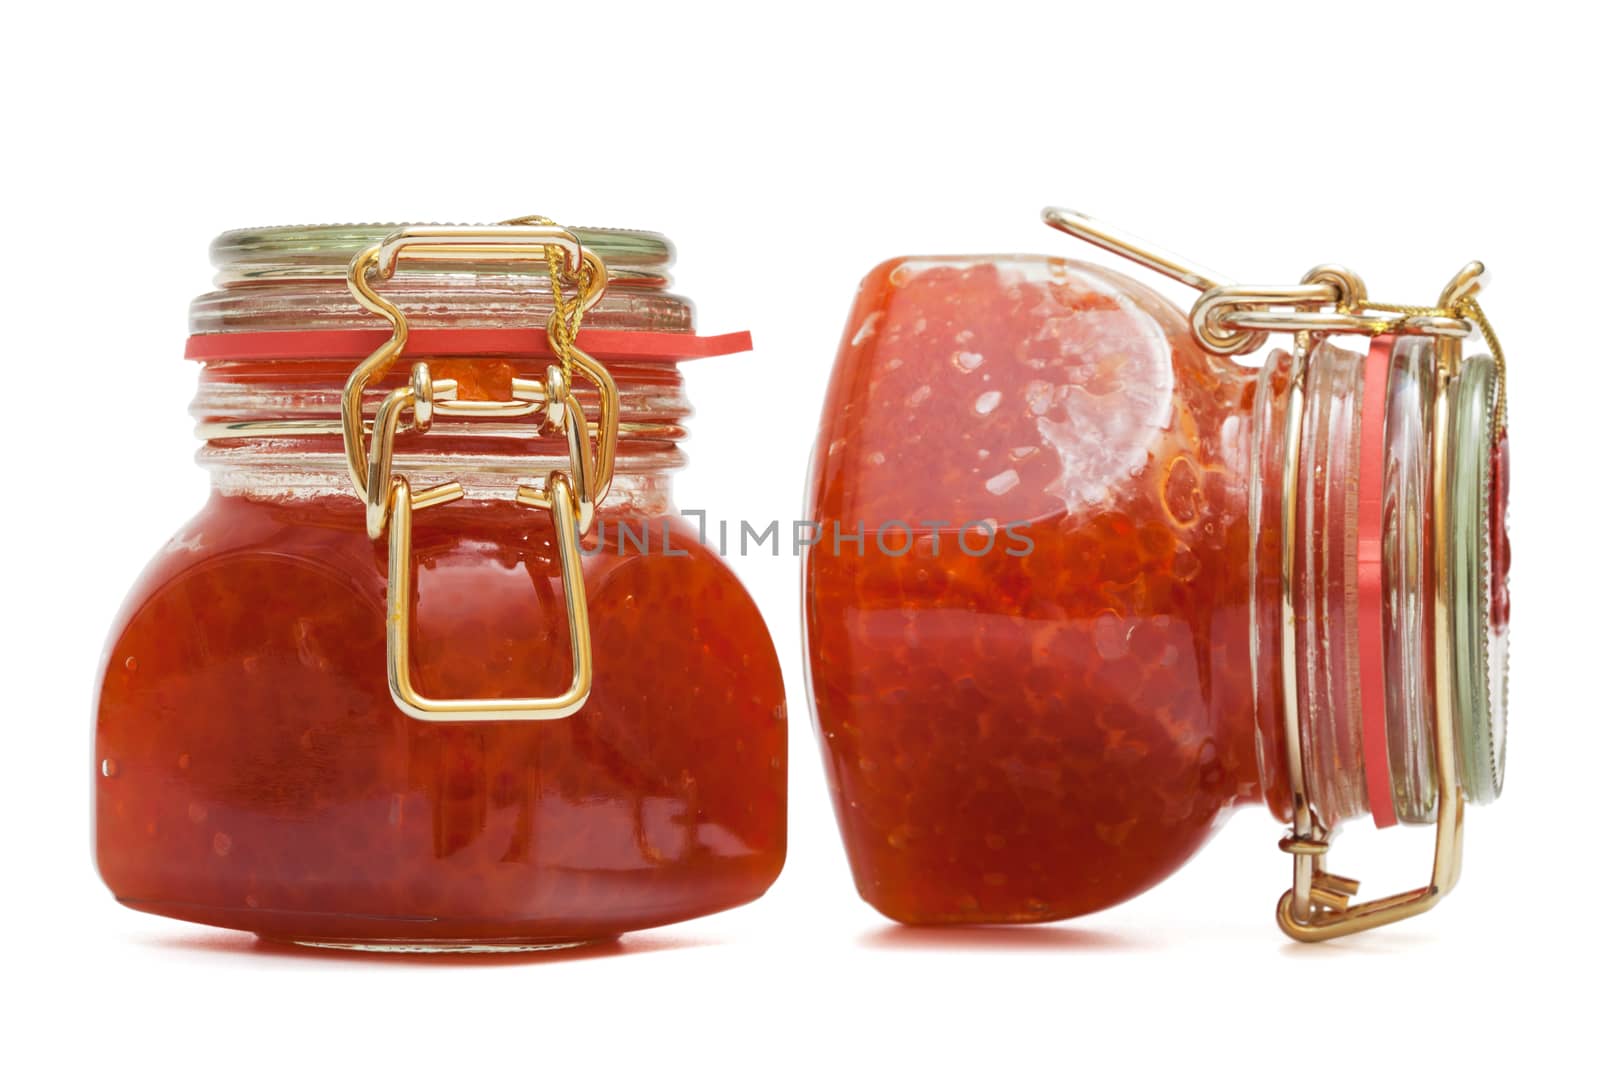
[4,2,1595,1063]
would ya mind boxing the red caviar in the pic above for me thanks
[96,467,785,947]
[805,256,1270,923]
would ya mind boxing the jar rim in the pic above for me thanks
[192,221,696,337]
[209,222,675,286]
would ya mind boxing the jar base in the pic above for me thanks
[114,896,640,951]
[269,935,612,955]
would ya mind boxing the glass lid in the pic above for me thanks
[1449,352,1508,803]
[209,223,675,284]
[191,222,693,336]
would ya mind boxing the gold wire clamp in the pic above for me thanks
[1042,208,1479,356]
[1274,292,1468,941]
[341,222,619,723]
[1043,207,1480,941]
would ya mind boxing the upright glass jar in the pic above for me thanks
[95,222,787,951]
[804,246,1508,937]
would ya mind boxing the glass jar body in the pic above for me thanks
[805,256,1272,923]
[95,225,786,948]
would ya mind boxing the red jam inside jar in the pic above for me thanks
[804,254,1504,927]
[94,224,786,950]
[806,257,1261,922]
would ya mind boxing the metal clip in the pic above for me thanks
[1042,207,1478,355]
[341,222,619,722]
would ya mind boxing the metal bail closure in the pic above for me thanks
[339,221,620,722]
[1043,208,1501,942]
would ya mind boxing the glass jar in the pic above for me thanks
[94,222,787,952]
[803,238,1508,936]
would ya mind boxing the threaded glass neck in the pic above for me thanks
[189,222,697,514]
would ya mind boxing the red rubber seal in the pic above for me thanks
[1358,336,1398,828]
[185,327,754,363]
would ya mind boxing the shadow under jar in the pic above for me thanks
[804,255,1508,929]
[95,223,786,952]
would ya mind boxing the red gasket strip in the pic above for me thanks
[185,328,753,363]
[1359,336,1399,828]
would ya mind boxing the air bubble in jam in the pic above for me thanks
[984,469,1020,496]
[852,311,882,347]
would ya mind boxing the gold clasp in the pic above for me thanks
[1042,207,1479,356]
[341,222,619,723]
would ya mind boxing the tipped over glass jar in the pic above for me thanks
[804,210,1509,941]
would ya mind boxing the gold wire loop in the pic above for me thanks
[543,364,569,433]
[339,220,619,723]
[385,472,594,723]
[1041,207,1229,291]
[1440,261,1488,307]
[410,362,436,431]
[363,375,463,540]
[1301,264,1367,311]
[516,393,598,536]
[1217,308,1475,339]
[340,224,612,505]
[544,316,620,507]
[1193,284,1338,356]
[1278,836,1329,857]
[1191,291,1267,356]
